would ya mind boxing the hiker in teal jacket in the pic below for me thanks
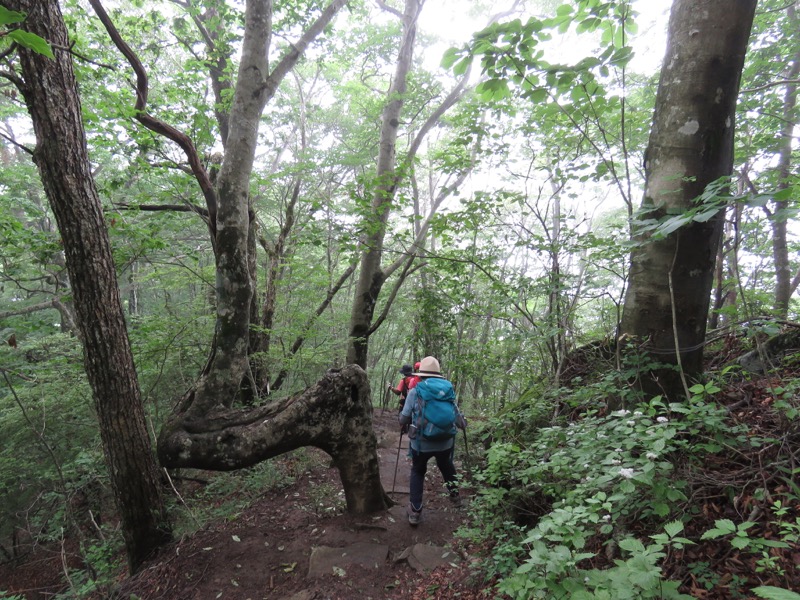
[399,356,466,526]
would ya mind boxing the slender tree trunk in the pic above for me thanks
[346,0,422,368]
[128,260,139,316]
[7,0,171,573]
[770,5,800,317]
[620,0,756,399]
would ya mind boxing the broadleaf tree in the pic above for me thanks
[2,0,171,573]
[619,0,757,399]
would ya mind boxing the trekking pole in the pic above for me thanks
[390,431,403,497]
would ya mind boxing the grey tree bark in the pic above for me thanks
[4,0,171,573]
[620,0,757,399]
[347,0,423,368]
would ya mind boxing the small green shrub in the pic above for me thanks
[463,368,755,598]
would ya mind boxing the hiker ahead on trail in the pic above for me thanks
[398,356,466,526]
[388,362,420,412]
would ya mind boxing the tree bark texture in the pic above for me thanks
[347,0,422,368]
[7,0,171,573]
[192,0,273,413]
[620,0,756,398]
[159,364,391,513]
[188,0,347,412]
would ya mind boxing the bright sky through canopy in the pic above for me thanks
[417,0,672,75]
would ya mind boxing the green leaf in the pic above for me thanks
[757,539,790,548]
[693,206,722,223]
[664,520,684,538]
[657,214,690,237]
[772,187,794,201]
[476,78,511,101]
[730,536,749,549]
[453,56,472,76]
[752,587,800,600]
[618,537,645,553]
[0,7,26,26]
[653,502,670,517]
[571,85,586,102]
[576,17,601,33]
[528,88,548,103]
[441,47,460,69]
[714,519,737,532]
[8,29,55,58]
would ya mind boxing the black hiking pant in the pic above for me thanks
[409,446,457,512]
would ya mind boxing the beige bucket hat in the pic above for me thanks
[414,356,444,378]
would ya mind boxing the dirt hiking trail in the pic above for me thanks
[112,408,479,600]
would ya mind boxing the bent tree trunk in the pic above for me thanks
[91,0,387,514]
[160,0,389,512]
[620,0,756,399]
[159,364,390,513]
[8,0,171,573]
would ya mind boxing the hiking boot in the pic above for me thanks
[449,493,462,508]
[408,508,422,526]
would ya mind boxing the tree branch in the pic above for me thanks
[270,262,357,391]
[375,0,404,19]
[367,257,423,335]
[112,201,209,218]
[0,130,33,155]
[383,157,475,278]
[0,299,60,320]
[405,69,472,165]
[87,0,218,237]
[0,67,25,92]
[263,0,349,100]
[741,77,800,94]
[0,297,78,336]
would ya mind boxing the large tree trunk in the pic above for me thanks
[7,0,171,573]
[620,0,756,399]
[159,364,390,513]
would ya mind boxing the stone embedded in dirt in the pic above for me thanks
[354,522,389,531]
[306,542,389,577]
[283,591,316,600]
[395,543,459,573]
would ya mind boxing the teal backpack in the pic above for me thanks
[414,378,458,441]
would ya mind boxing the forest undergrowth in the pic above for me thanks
[2,335,800,600]
[442,335,800,600]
